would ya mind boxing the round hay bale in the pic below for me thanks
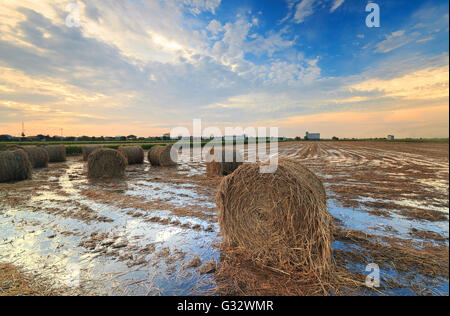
[88,148,127,179]
[206,148,243,177]
[21,146,49,168]
[118,146,144,165]
[82,145,103,161]
[216,158,332,275]
[0,149,32,183]
[148,145,177,167]
[42,145,66,162]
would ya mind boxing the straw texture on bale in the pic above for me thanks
[206,148,243,177]
[0,150,32,183]
[148,145,177,166]
[216,158,333,275]
[87,148,127,179]
[42,145,66,162]
[82,145,102,161]
[20,146,49,168]
[118,146,144,165]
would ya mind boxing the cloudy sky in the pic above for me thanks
[0,0,448,138]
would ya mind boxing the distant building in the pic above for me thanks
[0,134,13,141]
[162,133,171,140]
[387,135,395,140]
[306,132,320,140]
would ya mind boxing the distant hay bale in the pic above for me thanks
[216,158,332,275]
[21,146,49,168]
[148,145,177,167]
[88,148,127,179]
[0,149,32,183]
[206,148,243,177]
[82,145,102,161]
[42,145,66,163]
[118,146,144,165]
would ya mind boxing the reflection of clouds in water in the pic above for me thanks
[154,227,183,243]
[126,181,215,208]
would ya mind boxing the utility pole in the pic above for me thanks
[21,121,25,137]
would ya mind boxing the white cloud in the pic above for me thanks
[0,1,448,138]
[183,0,222,15]
[293,0,316,24]
[207,19,223,34]
[330,0,345,13]
[416,36,434,43]
[375,30,415,53]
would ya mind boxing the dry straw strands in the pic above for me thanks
[216,158,333,276]
[206,148,243,177]
[87,148,127,179]
[6,145,48,169]
[42,145,66,162]
[20,146,49,168]
[0,149,32,183]
[118,146,144,165]
[82,145,103,161]
[148,145,177,166]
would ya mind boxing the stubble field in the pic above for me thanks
[0,141,448,296]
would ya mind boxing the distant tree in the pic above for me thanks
[295,136,301,141]
[332,136,339,141]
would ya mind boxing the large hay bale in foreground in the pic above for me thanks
[88,148,127,179]
[42,145,66,162]
[206,148,243,177]
[148,145,177,166]
[82,145,102,161]
[216,158,332,275]
[118,146,144,165]
[20,146,49,168]
[0,150,32,183]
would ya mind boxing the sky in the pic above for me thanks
[0,0,448,138]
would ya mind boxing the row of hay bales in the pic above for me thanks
[0,145,66,183]
[83,145,177,179]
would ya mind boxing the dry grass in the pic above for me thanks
[42,145,66,162]
[17,146,49,168]
[148,145,177,166]
[82,145,102,161]
[0,149,32,183]
[399,209,448,222]
[87,148,127,179]
[206,148,243,177]
[0,264,60,296]
[216,158,333,276]
[333,227,449,279]
[118,146,144,165]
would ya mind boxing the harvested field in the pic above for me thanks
[0,141,448,296]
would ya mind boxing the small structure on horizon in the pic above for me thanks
[387,135,395,140]
[306,132,320,140]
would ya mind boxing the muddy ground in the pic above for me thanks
[0,141,448,296]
